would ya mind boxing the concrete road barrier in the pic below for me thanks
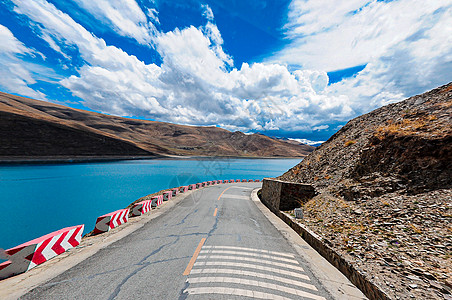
[197,183,202,189]
[151,195,163,207]
[131,200,152,217]
[93,209,129,234]
[254,179,260,182]
[188,184,196,190]
[179,186,188,193]
[163,191,172,201]
[218,180,223,184]
[0,225,84,280]
[171,188,179,197]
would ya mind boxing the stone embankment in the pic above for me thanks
[267,83,452,300]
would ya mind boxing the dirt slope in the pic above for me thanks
[279,83,452,299]
[0,92,314,159]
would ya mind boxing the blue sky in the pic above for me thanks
[0,0,451,144]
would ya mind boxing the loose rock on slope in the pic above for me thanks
[279,83,452,300]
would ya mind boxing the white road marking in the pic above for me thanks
[197,255,304,272]
[193,261,310,281]
[199,249,299,264]
[190,268,317,291]
[185,287,290,299]
[221,195,250,200]
[187,277,326,300]
[202,245,295,258]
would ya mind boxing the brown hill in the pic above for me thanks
[278,83,452,299]
[280,82,452,197]
[0,92,314,160]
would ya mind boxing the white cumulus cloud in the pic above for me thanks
[72,0,157,44]
[0,24,47,99]
[3,0,451,140]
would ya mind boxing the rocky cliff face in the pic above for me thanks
[280,83,452,198]
[278,83,452,300]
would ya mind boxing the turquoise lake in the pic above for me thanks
[0,158,300,251]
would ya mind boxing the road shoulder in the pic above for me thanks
[250,188,368,300]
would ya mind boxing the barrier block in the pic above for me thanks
[179,186,188,193]
[0,224,84,280]
[223,180,228,183]
[188,184,196,190]
[248,179,253,182]
[197,183,203,189]
[93,209,129,234]
[241,179,247,182]
[236,179,240,183]
[151,195,163,207]
[131,200,152,217]
[163,191,172,201]
[254,179,260,182]
[171,188,179,196]
[201,182,207,187]
[218,180,223,184]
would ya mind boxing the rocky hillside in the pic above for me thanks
[0,92,314,160]
[279,83,451,299]
[280,83,451,197]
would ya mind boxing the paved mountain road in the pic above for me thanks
[21,183,365,300]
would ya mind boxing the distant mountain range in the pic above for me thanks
[0,92,314,161]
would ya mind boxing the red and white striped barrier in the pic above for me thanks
[197,183,203,189]
[171,188,179,196]
[248,179,253,182]
[188,184,196,190]
[241,179,247,182]
[254,179,260,182]
[0,225,84,279]
[179,186,188,193]
[223,180,228,183]
[163,191,172,201]
[151,195,163,207]
[131,200,152,217]
[93,209,129,234]
[218,180,223,184]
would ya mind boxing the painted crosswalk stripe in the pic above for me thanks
[197,255,304,272]
[193,261,310,281]
[185,287,283,299]
[187,277,326,300]
[202,245,295,258]
[199,249,299,264]
[190,268,317,291]
[221,195,250,200]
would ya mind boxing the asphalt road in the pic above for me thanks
[21,183,334,300]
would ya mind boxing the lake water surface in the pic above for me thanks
[0,158,300,250]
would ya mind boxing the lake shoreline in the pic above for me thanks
[0,155,306,165]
